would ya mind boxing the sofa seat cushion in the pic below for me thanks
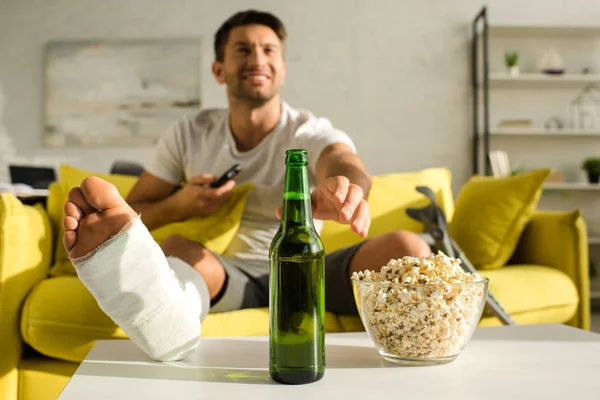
[479,264,579,325]
[21,275,343,363]
[19,357,79,400]
[20,265,578,363]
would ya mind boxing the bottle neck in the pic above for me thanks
[281,164,313,226]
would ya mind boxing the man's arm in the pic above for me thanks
[315,143,372,198]
[311,143,372,237]
[126,172,183,231]
[127,171,236,231]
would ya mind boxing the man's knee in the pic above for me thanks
[160,235,211,268]
[161,234,208,258]
[160,234,186,255]
[385,230,431,258]
[160,234,225,299]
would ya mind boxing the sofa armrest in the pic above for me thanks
[511,210,590,330]
[0,194,53,400]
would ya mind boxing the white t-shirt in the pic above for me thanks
[146,102,357,261]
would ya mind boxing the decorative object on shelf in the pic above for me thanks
[504,51,519,77]
[537,47,565,75]
[498,119,533,129]
[570,84,600,130]
[582,67,592,75]
[581,157,600,183]
[543,117,565,131]
[43,38,202,148]
[546,171,564,183]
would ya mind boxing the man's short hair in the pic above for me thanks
[214,10,287,62]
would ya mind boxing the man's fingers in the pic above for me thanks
[350,200,370,237]
[276,206,282,220]
[363,206,372,236]
[200,180,235,206]
[326,176,350,204]
[213,179,236,196]
[339,184,364,222]
[189,174,216,185]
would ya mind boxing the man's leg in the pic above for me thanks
[347,230,431,277]
[324,230,431,315]
[161,235,227,301]
[63,177,204,361]
[161,235,268,312]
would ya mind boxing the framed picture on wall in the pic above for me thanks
[43,38,201,148]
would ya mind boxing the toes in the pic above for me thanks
[64,201,83,220]
[68,187,95,215]
[79,176,126,211]
[63,215,79,231]
[63,231,77,253]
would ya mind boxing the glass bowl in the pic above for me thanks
[352,275,489,366]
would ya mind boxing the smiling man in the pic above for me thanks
[62,10,431,361]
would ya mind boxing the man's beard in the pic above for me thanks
[227,76,279,106]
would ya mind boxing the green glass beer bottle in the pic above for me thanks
[269,149,325,385]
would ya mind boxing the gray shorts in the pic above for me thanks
[210,243,364,315]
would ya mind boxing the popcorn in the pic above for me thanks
[352,251,485,360]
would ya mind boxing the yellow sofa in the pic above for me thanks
[0,167,590,400]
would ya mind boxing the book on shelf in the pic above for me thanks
[497,119,533,129]
[488,150,512,177]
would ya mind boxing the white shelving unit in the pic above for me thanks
[543,182,600,191]
[489,72,600,85]
[488,24,600,36]
[491,128,600,137]
[474,16,600,299]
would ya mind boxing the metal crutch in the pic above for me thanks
[405,186,515,326]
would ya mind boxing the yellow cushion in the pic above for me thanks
[0,194,53,400]
[511,209,590,330]
[448,169,551,270]
[337,315,365,333]
[479,305,577,327]
[479,264,579,325]
[19,358,79,400]
[49,164,254,276]
[149,182,254,249]
[46,181,65,242]
[21,276,125,362]
[21,275,343,363]
[200,308,342,337]
[321,167,454,253]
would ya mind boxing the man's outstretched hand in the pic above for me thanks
[276,176,370,237]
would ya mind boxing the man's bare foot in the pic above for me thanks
[63,177,138,259]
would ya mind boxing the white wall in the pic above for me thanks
[1,0,599,193]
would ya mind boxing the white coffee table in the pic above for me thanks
[58,324,600,400]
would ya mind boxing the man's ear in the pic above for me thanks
[212,61,226,84]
